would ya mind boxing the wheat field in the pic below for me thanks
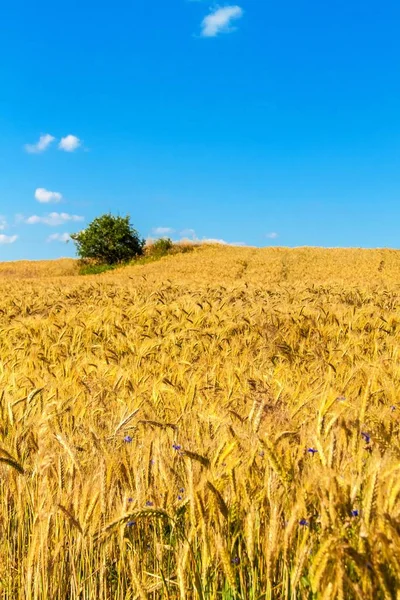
[1,245,400,599]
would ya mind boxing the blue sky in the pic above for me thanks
[1,0,399,260]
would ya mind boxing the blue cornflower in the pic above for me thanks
[179,487,185,493]
[361,432,371,444]
[124,435,133,443]
[146,501,154,507]
[336,395,346,402]
[299,519,309,526]
[178,495,183,501]
[307,448,318,454]
[172,443,182,451]
[231,557,240,565]
[351,509,359,517]
[127,497,133,503]
[126,520,136,527]
[391,406,396,412]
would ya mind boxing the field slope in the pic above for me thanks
[1,246,400,599]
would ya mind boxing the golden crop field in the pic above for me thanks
[1,245,400,599]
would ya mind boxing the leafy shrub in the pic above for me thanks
[70,214,145,265]
[147,238,173,257]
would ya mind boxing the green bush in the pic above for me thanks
[70,214,145,265]
[147,237,173,257]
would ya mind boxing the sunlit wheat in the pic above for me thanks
[0,245,400,598]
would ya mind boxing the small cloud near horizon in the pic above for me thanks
[201,237,245,246]
[265,232,279,239]
[35,188,62,203]
[200,5,243,38]
[177,228,245,246]
[47,232,71,242]
[0,234,18,244]
[0,216,7,231]
[22,213,84,226]
[152,227,175,236]
[59,135,81,152]
[24,133,55,154]
[180,228,196,239]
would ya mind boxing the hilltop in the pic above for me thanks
[1,245,400,287]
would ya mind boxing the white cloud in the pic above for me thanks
[177,228,244,245]
[24,133,55,154]
[58,135,81,152]
[265,232,279,239]
[24,212,84,226]
[35,187,62,203]
[47,232,71,242]
[0,234,18,244]
[202,238,245,246]
[180,228,196,239]
[0,216,7,231]
[202,238,228,244]
[200,5,243,37]
[152,227,175,236]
